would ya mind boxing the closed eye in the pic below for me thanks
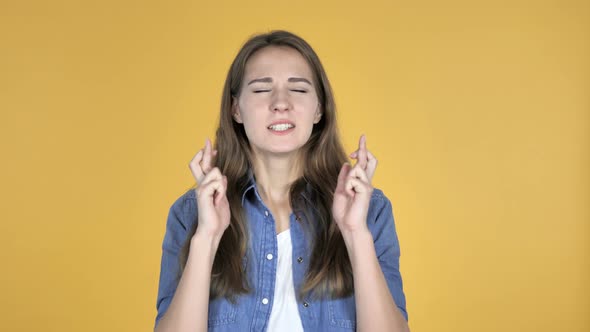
[253,89,307,93]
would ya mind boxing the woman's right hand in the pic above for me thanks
[188,138,230,242]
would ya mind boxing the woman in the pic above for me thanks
[154,30,409,332]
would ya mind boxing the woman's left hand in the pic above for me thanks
[332,134,378,236]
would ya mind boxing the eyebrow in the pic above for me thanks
[247,77,313,85]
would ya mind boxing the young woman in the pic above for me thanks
[154,30,409,332]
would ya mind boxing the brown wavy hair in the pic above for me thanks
[177,30,352,301]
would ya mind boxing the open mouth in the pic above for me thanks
[268,123,295,132]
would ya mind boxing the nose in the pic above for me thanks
[270,89,291,112]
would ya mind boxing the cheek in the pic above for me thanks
[239,96,267,115]
[291,93,317,108]
[237,99,256,123]
[301,99,320,117]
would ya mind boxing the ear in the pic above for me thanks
[232,97,243,123]
[313,103,322,124]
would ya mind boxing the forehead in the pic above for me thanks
[244,46,314,80]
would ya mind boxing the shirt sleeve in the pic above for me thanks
[154,192,194,330]
[367,190,409,322]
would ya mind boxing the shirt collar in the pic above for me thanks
[240,168,314,206]
[240,168,258,206]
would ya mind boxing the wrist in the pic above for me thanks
[341,227,372,250]
[191,229,222,264]
[193,224,225,245]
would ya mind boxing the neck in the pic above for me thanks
[250,150,303,204]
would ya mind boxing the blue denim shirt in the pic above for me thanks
[154,174,408,331]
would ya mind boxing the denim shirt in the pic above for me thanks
[154,174,408,331]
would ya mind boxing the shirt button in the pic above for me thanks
[297,256,303,263]
[266,253,273,260]
[262,298,269,305]
[264,211,269,217]
[303,301,309,307]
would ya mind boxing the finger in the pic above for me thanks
[189,149,205,183]
[215,176,228,206]
[349,150,358,158]
[202,138,213,173]
[335,162,351,193]
[366,150,378,181]
[357,134,368,170]
[199,167,222,188]
[348,163,370,185]
[345,177,371,195]
[199,177,224,202]
[196,169,223,201]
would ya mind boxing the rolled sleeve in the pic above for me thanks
[367,190,408,322]
[154,191,194,329]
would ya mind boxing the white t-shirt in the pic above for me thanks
[267,229,305,332]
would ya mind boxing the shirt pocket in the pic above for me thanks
[207,297,237,327]
[328,295,356,330]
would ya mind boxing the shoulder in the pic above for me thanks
[369,187,389,203]
[171,186,196,209]
[168,186,198,230]
[367,187,394,222]
[366,187,401,251]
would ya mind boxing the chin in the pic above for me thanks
[268,147,301,155]
[257,143,305,156]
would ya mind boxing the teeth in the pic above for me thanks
[268,123,294,131]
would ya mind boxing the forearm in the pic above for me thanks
[155,232,219,332]
[342,229,410,332]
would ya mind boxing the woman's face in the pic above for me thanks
[232,46,322,159]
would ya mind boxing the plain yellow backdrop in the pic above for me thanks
[1,0,588,331]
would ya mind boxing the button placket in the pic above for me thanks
[257,205,276,322]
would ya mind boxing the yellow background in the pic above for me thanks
[1,0,588,331]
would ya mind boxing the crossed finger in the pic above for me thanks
[345,162,372,196]
[189,138,217,185]
[349,135,378,181]
[201,138,213,174]
[196,167,227,206]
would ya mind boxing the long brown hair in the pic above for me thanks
[177,30,352,301]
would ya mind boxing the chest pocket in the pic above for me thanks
[328,295,356,330]
[207,297,237,327]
